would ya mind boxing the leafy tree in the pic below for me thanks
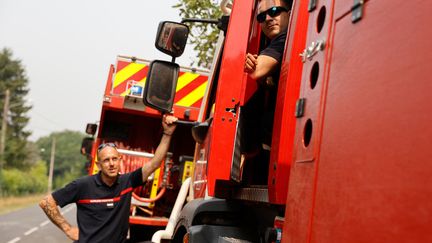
[0,48,32,169]
[24,141,43,166]
[36,130,87,189]
[3,161,47,196]
[173,0,223,69]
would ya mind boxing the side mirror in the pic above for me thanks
[85,123,98,135]
[143,60,179,112]
[191,118,213,144]
[155,21,189,57]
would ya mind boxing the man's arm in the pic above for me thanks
[245,53,279,81]
[39,195,79,241]
[141,114,177,182]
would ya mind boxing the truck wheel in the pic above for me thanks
[172,226,187,243]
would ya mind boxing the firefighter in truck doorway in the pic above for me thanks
[39,114,177,243]
[242,0,292,184]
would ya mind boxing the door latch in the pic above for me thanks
[300,39,326,63]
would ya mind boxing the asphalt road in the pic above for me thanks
[0,203,77,243]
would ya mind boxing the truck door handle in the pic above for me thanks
[300,39,326,63]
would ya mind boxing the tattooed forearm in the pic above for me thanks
[39,195,71,232]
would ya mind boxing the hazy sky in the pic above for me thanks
[0,0,198,141]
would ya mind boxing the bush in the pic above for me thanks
[29,161,48,193]
[54,169,82,189]
[2,161,47,196]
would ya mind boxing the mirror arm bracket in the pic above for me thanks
[181,18,219,25]
[181,16,229,34]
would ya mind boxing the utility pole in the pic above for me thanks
[0,89,10,195]
[47,137,56,193]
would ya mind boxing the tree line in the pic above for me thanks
[0,48,87,196]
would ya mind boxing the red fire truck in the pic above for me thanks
[143,0,432,242]
[82,55,208,241]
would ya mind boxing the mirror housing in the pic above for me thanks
[191,118,213,144]
[155,21,189,57]
[143,60,179,112]
[85,123,97,135]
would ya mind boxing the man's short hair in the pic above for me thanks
[96,143,118,161]
[282,0,293,10]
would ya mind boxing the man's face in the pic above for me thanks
[258,0,290,40]
[97,146,121,179]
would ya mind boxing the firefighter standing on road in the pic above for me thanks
[39,114,177,243]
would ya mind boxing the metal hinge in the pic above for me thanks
[295,98,306,118]
[352,0,364,23]
[308,0,317,12]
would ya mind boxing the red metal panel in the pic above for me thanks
[241,1,261,105]
[283,163,316,242]
[309,1,432,242]
[333,0,367,21]
[207,0,255,196]
[268,0,309,204]
[104,65,115,97]
[283,0,334,241]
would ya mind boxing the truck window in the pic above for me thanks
[240,0,292,185]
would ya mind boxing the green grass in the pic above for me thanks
[0,194,45,215]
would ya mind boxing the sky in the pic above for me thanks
[0,0,199,141]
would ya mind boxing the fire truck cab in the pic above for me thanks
[145,0,432,242]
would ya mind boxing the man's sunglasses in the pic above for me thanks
[257,6,288,23]
[97,143,117,152]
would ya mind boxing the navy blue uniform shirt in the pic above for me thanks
[52,168,144,243]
